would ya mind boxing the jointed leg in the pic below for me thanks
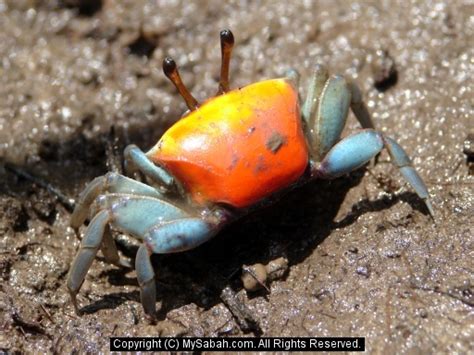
[101,225,131,268]
[144,218,219,254]
[135,245,156,320]
[312,130,433,216]
[384,137,433,216]
[348,81,374,129]
[68,198,223,318]
[71,172,165,229]
[67,210,111,314]
[137,217,221,317]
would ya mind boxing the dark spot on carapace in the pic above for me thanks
[266,132,287,154]
[228,154,240,171]
[253,155,267,174]
[248,126,256,134]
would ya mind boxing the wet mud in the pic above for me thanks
[0,1,472,353]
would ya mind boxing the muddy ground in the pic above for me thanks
[0,0,472,353]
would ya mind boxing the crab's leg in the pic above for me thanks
[101,225,131,268]
[144,218,219,254]
[71,172,165,229]
[124,144,176,190]
[135,244,156,318]
[136,217,221,317]
[106,196,222,318]
[100,195,190,237]
[67,210,110,314]
[67,195,192,315]
[312,129,433,216]
[348,81,374,129]
[133,218,220,319]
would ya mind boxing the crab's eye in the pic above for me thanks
[218,29,235,94]
[162,57,199,111]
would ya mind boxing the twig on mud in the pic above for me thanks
[219,286,261,334]
[5,164,76,212]
[11,310,50,338]
[411,284,474,307]
[104,125,124,174]
[316,310,337,319]
[39,304,55,324]
[401,253,474,307]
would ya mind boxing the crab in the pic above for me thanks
[67,29,433,320]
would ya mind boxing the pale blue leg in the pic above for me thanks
[348,82,375,129]
[124,144,175,190]
[135,245,156,320]
[67,194,194,317]
[384,137,434,216]
[312,130,433,216]
[99,195,190,238]
[68,191,230,318]
[101,225,131,268]
[71,172,165,229]
[67,210,110,314]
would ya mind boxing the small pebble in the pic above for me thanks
[371,49,398,92]
[356,265,370,278]
[241,263,267,291]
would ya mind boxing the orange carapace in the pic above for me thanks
[147,78,309,208]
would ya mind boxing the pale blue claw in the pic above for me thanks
[136,218,218,319]
[144,218,217,254]
[124,144,175,189]
[304,73,353,161]
[316,130,384,177]
[313,129,433,216]
[99,195,190,237]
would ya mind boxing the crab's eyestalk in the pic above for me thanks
[218,29,234,94]
[163,57,199,111]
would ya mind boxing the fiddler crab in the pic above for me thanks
[67,29,433,320]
